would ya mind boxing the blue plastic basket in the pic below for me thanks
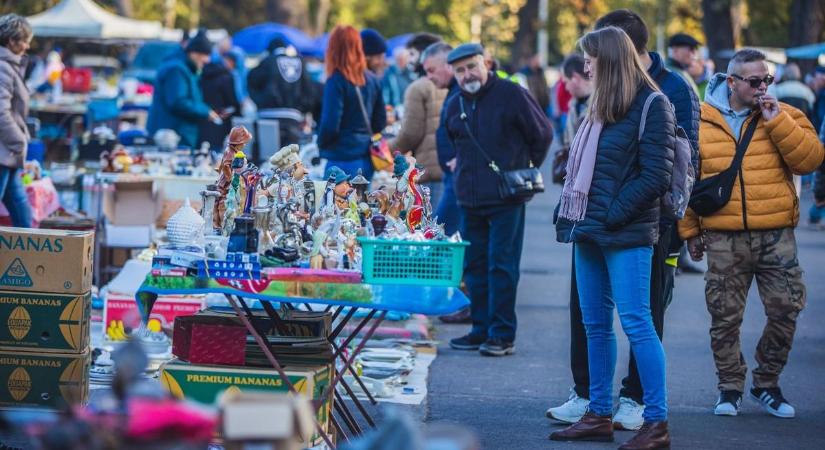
[358,237,469,287]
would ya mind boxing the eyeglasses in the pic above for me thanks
[730,74,774,88]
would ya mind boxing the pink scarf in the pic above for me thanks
[559,116,603,222]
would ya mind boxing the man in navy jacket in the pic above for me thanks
[443,43,553,357]
[546,9,701,430]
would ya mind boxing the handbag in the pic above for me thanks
[459,97,544,200]
[688,113,760,217]
[354,86,394,172]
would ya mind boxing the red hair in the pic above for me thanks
[325,25,367,86]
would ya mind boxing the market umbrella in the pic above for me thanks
[385,33,414,57]
[232,23,317,55]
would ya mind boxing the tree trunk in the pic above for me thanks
[164,0,177,29]
[265,0,309,31]
[788,0,825,75]
[314,0,331,36]
[190,0,200,29]
[511,0,539,68]
[115,0,133,17]
[701,0,740,73]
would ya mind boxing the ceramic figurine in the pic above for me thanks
[269,144,307,181]
[214,126,252,229]
[350,169,370,202]
[200,185,220,233]
[167,198,206,248]
[326,166,354,211]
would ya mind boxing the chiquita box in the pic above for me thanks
[0,290,90,353]
[0,227,94,295]
[0,349,90,409]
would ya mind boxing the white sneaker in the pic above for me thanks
[545,390,589,424]
[714,390,742,416]
[613,397,644,430]
[750,387,795,419]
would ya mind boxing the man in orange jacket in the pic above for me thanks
[680,49,824,419]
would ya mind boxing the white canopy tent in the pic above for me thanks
[28,0,165,40]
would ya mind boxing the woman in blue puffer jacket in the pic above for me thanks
[551,26,675,450]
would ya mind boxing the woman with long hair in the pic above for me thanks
[0,14,33,228]
[551,26,675,449]
[318,25,386,180]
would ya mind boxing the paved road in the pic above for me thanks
[424,181,825,450]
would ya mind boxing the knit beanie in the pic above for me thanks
[360,29,387,56]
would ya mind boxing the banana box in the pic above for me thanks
[0,349,90,409]
[160,360,332,445]
[0,290,90,353]
[0,227,94,295]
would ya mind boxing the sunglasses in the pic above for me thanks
[730,73,774,88]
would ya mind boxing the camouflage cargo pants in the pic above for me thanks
[704,228,806,393]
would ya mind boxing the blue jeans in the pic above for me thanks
[461,204,525,341]
[574,242,667,422]
[324,157,373,182]
[0,166,32,227]
[435,172,459,235]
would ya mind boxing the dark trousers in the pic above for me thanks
[461,204,526,342]
[570,226,675,403]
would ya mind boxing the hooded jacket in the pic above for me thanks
[147,53,211,148]
[443,73,553,209]
[390,77,446,183]
[0,46,30,168]
[678,73,825,240]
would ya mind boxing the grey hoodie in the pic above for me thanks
[705,73,753,140]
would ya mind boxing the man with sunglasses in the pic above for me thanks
[679,49,824,419]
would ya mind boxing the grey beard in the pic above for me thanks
[462,80,481,94]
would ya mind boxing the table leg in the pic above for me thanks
[224,293,335,448]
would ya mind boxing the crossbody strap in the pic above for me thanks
[459,96,504,175]
[729,113,760,173]
[353,85,374,136]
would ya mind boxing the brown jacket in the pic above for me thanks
[0,46,29,169]
[678,102,824,239]
[390,77,445,182]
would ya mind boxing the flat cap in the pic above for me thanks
[668,33,700,49]
[447,43,484,64]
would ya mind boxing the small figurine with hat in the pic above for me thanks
[214,125,252,229]
[326,166,354,211]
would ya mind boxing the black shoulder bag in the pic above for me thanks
[459,97,544,200]
[688,114,759,216]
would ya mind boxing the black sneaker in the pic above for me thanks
[713,390,742,416]
[750,387,795,418]
[449,333,486,350]
[479,337,515,356]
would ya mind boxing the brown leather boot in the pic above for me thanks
[549,411,614,442]
[618,421,671,450]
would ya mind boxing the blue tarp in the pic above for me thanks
[233,25,418,60]
[232,23,321,56]
[786,42,825,59]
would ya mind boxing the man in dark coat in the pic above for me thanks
[247,36,318,147]
[545,9,701,431]
[198,59,240,151]
[147,32,218,148]
[443,43,553,357]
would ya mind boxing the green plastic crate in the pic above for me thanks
[358,237,470,287]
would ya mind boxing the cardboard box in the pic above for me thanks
[222,392,316,450]
[102,180,161,225]
[0,290,90,353]
[0,227,93,295]
[0,349,90,409]
[160,360,332,444]
[103,293,205,342]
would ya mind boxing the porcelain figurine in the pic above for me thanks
[214,126,252,229]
